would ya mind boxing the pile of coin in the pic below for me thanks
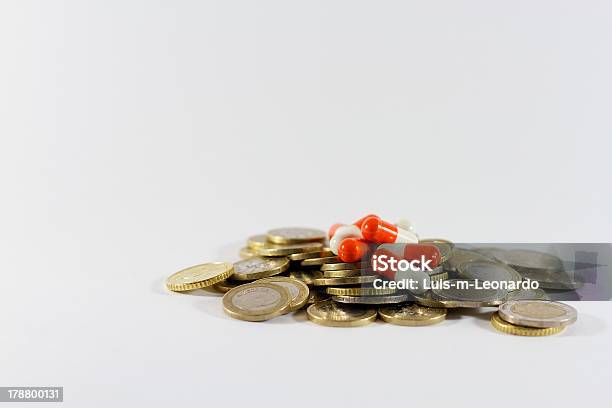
[166,227,579,335]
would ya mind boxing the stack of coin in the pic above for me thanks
[166,230,578,334]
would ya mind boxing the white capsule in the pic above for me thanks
[329,225,362,254]
[396,219,416,233]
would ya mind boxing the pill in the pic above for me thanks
[396,219,416,233]
[328,223,344,239]
[338,238,370,263]
[361,216,419,244]
[328,214,380,240]
[330,225,362,254]
[353,213,380,228]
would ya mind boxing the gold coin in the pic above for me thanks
[166,262,234,292]
[311,275,378,286]
[323,269,373,278]
[289,270,324,285]
[213,279,242,293]
[246,234,269,249]
[289,249,334,261]
[223,283,292,321]
[490,312,565,336]
[320,262,368,271]
[326,287,396,296]
[256,242,323,257]
[379,304,446,326]
[301,256,341,266]
[430,271,449,282]
[307,300,377,327]
[267,227,326,244]
[307,289,330,305]
[256,277,309,311]
[239,247,257,259]
[231,256,290,281]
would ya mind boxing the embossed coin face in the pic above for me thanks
[267,227,326,244]
[307,301,377,327]
[379,304,446,326]
[457,260,522,284]
[432,279,507,307]
[498,300,577,328]
[223,283,291,321]
[166,262,234,291]
[256,277,310,311]
[231,256,289,281]
[495,249,563,271]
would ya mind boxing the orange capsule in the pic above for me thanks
[353,214,380,228]
[338,238,370,263]
[361,216,418,244]
[403,244,441,268]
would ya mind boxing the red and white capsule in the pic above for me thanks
[338,238,370,263]
[328,214,380,254]
[361,216,418,244]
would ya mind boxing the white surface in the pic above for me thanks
[1,1,611,407]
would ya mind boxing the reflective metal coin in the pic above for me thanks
[431,279,507,307]
[430,271,448,282]
[326,287,397,296]
[267,227,326,244]
[239,247,257,259]
[320,262,368,271]
[256,242,324,257]
[498,300,577,328]
[495,249,563,272]
[213,279,242,293]
[323,269,373,278]
[231,256,290,281]
[490,312,565,336]
[301,256,341,266]
[307,301,377,327]
[223,283,292,321]
[413,291,447,308]
[256,277,310,311]
[504,288,548,301]
[378,304,446,326]
[332,294,411,305]
[246,234,269,249]
[472,247,508,261]
[444,249,488,272]
[289,270,324,285]
[167,262,234,292]
[457,260,522,284]
[306,290,330,305]
[289,249,334,261]
[311,275,378,286]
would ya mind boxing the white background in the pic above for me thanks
[1,1,611,407]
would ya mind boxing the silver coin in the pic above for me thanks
[495,249,563,272]
[332,294,412,305]
[431,279,507,307]
[504,288,548,301]
[231,256,289,281]
[457,260,522,284]
[443,249,488,272]
[498,300,577,328]
[413,290,447,308]
[471,247,508,261]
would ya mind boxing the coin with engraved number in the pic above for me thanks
[378,304,446,326]
[256,242,324,257]
[256,277,310,311]
[307,301,377,327]
[223,283,291,321]
[167,262,234,292]
[431,279,507,307]
[231,257,289,281]
[490,312,565,336]
[267,227,326,244]
[498,300,577,328]
[332,294,411,305]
